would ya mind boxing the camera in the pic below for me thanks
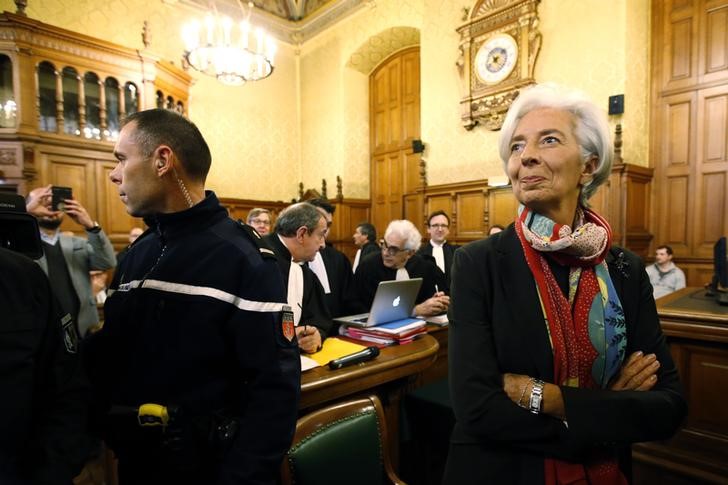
[0,192,43,260]
[51,186,73,212]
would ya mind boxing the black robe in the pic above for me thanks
[312,245,357,318]
[353,252,446,312]
[264,235,334,339]
[416,240,459,292]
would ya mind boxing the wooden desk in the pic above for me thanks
[632,288,728,484]
[299,334,439,466]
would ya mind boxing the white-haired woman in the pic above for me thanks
[444,84,686,484]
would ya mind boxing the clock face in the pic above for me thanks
[474,33,518,85]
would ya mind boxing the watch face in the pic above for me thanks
[474,33,518,85]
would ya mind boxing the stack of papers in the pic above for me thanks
[339,318,427,346]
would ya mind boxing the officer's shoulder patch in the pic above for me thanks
[235,220,277,260]
[60,313,78,354]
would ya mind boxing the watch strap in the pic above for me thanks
[528,378,545,414]
[87,221,101,234]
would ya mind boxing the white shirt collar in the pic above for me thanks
[39,229,60,246]
[430,239,445,248]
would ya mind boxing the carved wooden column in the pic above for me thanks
[54,69,64,133]
[98,78,107,137]
[77,74,86,134]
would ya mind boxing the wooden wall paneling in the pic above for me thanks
[486,186,518,232]
[700,1,728,85]
[371,68,388,153]
[661,0,699,92]
[369,47,421,235]
[217,198,289,225]
[401,49,420,146]
[41,151,96,235]
[330,199,371,260]
[655,92,696,256]
[386,57,401,151]
[695,86,728,258]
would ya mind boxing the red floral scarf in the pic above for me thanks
[515,205,627,485]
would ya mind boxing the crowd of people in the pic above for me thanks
[1,84,689,485]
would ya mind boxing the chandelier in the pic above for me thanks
[182,1,276,86]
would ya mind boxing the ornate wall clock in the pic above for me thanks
[456,0,541,130]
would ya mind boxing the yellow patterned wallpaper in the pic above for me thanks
[1,0,651,200]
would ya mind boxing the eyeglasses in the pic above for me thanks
[251,219,271,226]
[379,240,409,256]
[429,223,449,229]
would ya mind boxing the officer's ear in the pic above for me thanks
[153,145,174,177]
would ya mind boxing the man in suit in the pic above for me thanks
[352,222,378,273]
[26,185,116,337]
[417,210,458,291]
[306,198,357,318]
[264,202,334,353]
[354,219,449,318]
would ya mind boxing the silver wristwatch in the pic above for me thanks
[528,378,545,414]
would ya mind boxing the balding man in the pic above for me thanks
[26,185,116,337]
[264,202,333,354]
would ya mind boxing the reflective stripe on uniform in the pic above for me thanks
[113,279,285,312]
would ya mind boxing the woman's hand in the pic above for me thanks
[610,351,660,391]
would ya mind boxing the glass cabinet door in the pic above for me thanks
[84,72,100,139]
[0,55,16,128]
[124,82,138,115]
[62,67,80,135]
[105,77,120,140]
[38,61,57,132]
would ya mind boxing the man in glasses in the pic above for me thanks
[354,219,449,317]
[417,210,459,291]
[247,208,272,236]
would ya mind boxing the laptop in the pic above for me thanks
[335,278,423,327]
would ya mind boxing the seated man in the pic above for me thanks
[646,244,686,299]
[247,207,272,236]
[416,210,458,291]
[264,202,333,353]
[354,219,449,317]
[306,198,357,318]
[352,222,378,273]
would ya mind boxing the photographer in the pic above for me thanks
[26,185,116,337]
[0,193,91,484]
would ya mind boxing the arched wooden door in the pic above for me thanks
[369,47,421,234]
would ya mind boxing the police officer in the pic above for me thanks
[0,194,90,484]
[84,109,300,484]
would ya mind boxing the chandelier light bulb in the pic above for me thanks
[182,2,275,86]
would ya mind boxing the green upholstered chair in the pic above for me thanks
[281,395,405,485]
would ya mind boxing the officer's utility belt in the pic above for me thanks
[106,403,239,460]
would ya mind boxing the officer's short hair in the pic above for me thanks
[357,223,376,243]
[275,203,323,237]
[122,109,211,182]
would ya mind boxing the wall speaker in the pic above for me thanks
[412,139,425,153]
[608,95,624,115]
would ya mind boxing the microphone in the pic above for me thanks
[328,346,380,370]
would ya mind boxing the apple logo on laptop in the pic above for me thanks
[392,296,400,307]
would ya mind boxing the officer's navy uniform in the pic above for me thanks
[0,247,90,484]
[84,192,300,485]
